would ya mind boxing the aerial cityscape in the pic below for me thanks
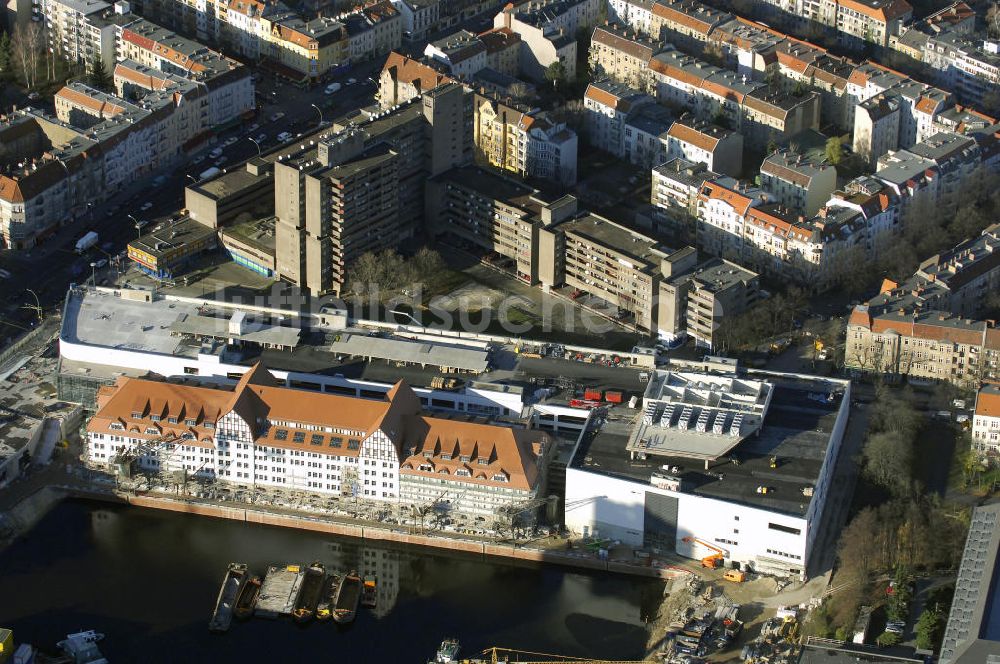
[2,0,1000,660]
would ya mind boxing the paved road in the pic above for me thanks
[0,60,384,346]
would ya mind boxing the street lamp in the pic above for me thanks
[186,174,198,184]
[389,308,420,327]
[311,103,323,127]
[128,214,142,239]
[248,137,262,158]
[89,261,97,287]
[25,289,42,323]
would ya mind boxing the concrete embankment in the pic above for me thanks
[0,484,123,549]
[124,493,681,580]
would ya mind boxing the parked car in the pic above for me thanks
[214,156,228,167]
[209,147,223,158]
[277,131,293,142]
[256,133,267,143]
[192,155,206,165]
[269,112,285,122]
[140,202,153,211]
[224,137,238,146]
[94,258,108,269]
[347,78,356,85]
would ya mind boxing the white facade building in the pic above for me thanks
[564,366,851,578]
[973,384,1000,455]
[86,364,553,516]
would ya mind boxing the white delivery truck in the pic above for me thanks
[75,231,99,253]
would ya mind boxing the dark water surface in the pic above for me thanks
[0,500,661,662]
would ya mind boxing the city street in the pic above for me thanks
[0,60,384,345]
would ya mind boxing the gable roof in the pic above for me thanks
[398,414,548,490]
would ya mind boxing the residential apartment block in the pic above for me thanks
[377,51,455,106]
[759,149,837,216]
[583,79,655,158]
[426,166,756,341]
[473,94,578,185]
[846,226,1000,386]
[648,48,820,149]
[589,24,660,92]
[275,84,471,295]
[493,0,603,81]
[663,115,742,177]
[1,37,251,251]
[973,384,1000,455]
[425,167,577,283]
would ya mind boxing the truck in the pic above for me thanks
[604,390,624,404]
[75,231,99,253]
[583,388,602,401]
[198,166,221,180]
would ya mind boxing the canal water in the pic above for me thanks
[0,500,662,662]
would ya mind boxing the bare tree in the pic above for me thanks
[989,3,1000,38]
[12,22,43,89]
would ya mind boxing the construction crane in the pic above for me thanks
[493,496,550,537]
[681,536,726,569]
[481,647,648,664]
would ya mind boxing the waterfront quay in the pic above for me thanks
[121,489,688,580]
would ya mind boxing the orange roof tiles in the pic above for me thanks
[382,51,453,89]
[839,0,912,22]
[399,415,548,490]
[56,86,126,117]
[700,181,755,215]
[86,365,544,490]
[585,83,626,109]
[975,385,1000,418]
[666,119,722,151]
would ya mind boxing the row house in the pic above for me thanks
[759,149,837,216]
[649,0,729,52]
[845,297,1000,388]
[473,94,578,185]
[86,365,553,517]
[391,0,440,42]
[589,24,660,92]
[377,51,454,106]
[973,384,1000,455]
[823,177,899,258]
[651,157,733,226]
[695,178,767,260]
[607,0,654,37]
[647,48,820,149]
[424,29,488,78]
[338,0,403,64]
[662,115,742,177]
[875,130,982,218]
[845,62,952,150]
[913,223,1000,320]
[0,102,115,248]
[753,0,911,49]
[493,0,603,81]
[479,28,522,77]
[623,103,673,168]
[583,79,655,158]
[115,18,255,127]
